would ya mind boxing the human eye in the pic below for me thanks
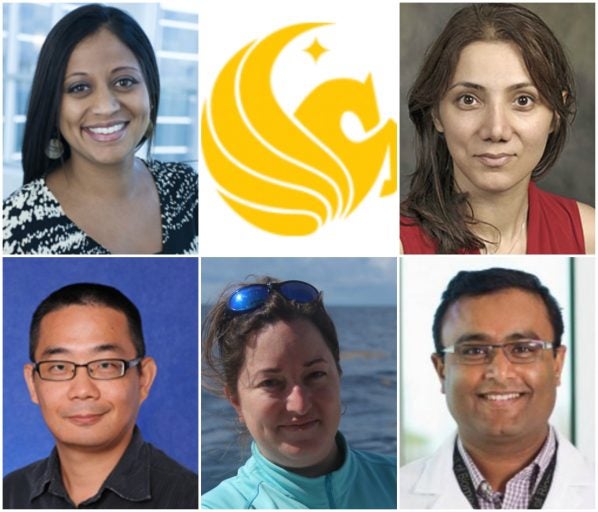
[65,82,90,95]
[455,93,480,109]
[258,378,283,390]
[511,341,540,354]
[513,94,536,110]
[458,344,488,358]
[46,362,69,373]
[114,76,139,89]
[308,370,327,380]
[89,359,123,377]
[97,360,120,369]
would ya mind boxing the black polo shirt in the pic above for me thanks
[3,427,198,509]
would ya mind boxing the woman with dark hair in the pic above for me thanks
[3,4,197,254]
[201,277,396,509]
[400,3,594,254]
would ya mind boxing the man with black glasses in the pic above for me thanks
[3,283,198,508]
[401,268,594,509]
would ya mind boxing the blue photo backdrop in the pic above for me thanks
[3,257,198,475]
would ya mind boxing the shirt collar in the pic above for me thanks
[457,426,557,496]
[250,432,355,501]
[30,426,151,505]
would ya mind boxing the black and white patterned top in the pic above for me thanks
[3,160,198,255]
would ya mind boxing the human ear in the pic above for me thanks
[550,90,568,134]
[553,345,567,386]
[138,357,157,404]
[225,385,244,423]
[432,108,444,133]
[23,364,39,405]
[431,353,446,394]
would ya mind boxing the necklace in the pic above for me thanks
[484,209,528,254]
[504,218,527,254]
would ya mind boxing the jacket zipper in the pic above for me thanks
[325,475,336,508]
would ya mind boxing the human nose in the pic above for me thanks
[286,384,312,415]
[91,85,120,116]
[67,365,100,400]
[479,103,513,142]
[483,346,515,380]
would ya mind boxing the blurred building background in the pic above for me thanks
[3,2,198,197]
[400,256,595,469]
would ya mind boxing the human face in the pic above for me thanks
[432,288,565,448]
[434,41,555,195]
[24,305,156,454]
[59,28,151,168]
[229,319,342,475]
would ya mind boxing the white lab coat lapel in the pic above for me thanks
[542,431,594,509]
[401,429,595,509]
[405,433,471,508]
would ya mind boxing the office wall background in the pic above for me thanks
[3,257,198,475]
[400,3,595,206]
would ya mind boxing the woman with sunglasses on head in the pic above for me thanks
[400,3,595,254]
[3,4,197,254]
[201,278,397,509]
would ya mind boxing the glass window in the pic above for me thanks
[19,4,52,34]
[159,58,197,84]
[161,26,197,53]
[161,9,197,23]
[3,2,198,197]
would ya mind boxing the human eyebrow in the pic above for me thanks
[453,331,543,345]
[507,82,537,92]
[504,331,543,342]
[111,66,142,74]
[447,81,485,92]
[64,72,89,81]
[39,346,73,358]
[92,343,126,354]
[304,358,328,367]
[38,343,125,359]
[453,333,493,345]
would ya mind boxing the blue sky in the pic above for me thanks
[201,258,396,306]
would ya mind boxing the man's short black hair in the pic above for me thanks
[29,283,145,361]
[432,268,564,354]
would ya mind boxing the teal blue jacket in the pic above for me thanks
[202,433,396,509]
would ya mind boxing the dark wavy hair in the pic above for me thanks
[202,276,342,399]
[432,268,564,355]
[22,3,160,184]
[29,282,145,361]
[401,4,576,253]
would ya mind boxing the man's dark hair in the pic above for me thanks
[29,283,145,361]
[432,268,564,354]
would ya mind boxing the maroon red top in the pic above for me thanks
[400,182,586,254]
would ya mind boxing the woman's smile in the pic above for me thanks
[59,28,150,168]
[83,121,129,143]
[229,318,341,471]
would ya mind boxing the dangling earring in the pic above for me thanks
[45,137,64,159]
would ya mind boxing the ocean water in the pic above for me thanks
[201,305,397,493]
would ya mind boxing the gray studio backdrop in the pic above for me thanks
[400,3,595,206]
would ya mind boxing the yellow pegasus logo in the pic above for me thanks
[202,23,396,236]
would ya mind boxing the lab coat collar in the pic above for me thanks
[410,429,594,509]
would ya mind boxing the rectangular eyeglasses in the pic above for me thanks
[442,339,554,365]
[34,358,142,381]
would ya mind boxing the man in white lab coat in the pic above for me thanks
[400,268,594,509]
